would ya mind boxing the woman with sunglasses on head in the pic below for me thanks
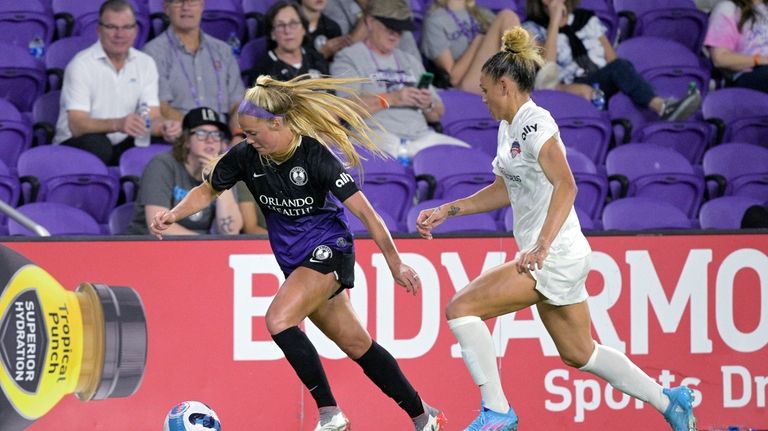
[124,107,242,235]
[150,74,446,431]
[250,0,329,84]
[417,27,697,431]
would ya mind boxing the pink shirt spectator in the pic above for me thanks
[704,1,768,59]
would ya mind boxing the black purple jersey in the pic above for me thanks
[207,136,358,273]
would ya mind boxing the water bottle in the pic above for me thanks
[396,137,411,167]
[227,32,241,59]
[687,81,700,97]
[28,36,45,60]
[135,102,151,147]
[591,83,605,110]
[0,245,147,431]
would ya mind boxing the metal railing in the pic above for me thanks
[0,200,50,237]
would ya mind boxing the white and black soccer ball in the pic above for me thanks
[163,401,221,431]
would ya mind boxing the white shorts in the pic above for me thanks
[529,253,591,306]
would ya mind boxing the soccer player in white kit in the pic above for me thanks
[416,27,697,431]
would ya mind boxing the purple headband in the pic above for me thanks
[237,99,279,119]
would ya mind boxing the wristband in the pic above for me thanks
[754,53,761,67]
[378,93,390,109]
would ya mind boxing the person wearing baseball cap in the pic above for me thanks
[367,0,415,33]
[124,106,242,236]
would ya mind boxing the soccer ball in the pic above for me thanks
[163,401,221,431]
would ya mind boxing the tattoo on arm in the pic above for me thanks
[218,216,235,234]
[447,205,460,217]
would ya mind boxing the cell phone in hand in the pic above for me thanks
[417,72,434,89]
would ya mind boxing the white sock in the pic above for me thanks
[580,343,669,413]
[448,316,509,414]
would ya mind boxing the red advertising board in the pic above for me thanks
[2,234,766,431]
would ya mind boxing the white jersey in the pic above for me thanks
[492,99,591,259]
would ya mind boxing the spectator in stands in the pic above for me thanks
[124,107,242,235]
[301,0,353,59]
[235,181,268,234]
[523,0,702,121]
[421,0,521,94]
[704,0,767,93]
[325,0,423,60]
[252,1,329,82]
[54,0,181,165]
[331,0,469,158]
[143,0,246,134]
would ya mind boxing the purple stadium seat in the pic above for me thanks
[0,0,55,50]
[109,201,136,235]
[239,36,267,87]
[616,36,709,100]
[0,159,21,235]
[201,0,245,42]
[147,0,169,37]
[614,0,707,54]
[702,143,768,201]
[406,199,499,234]
[347,150,417,227]
[343,207,403,235]
[0,98,33,171]
[606,143,704,220]
[579,0,618,43]
[31,90,60,146]
[702,88,768,147]
[44,36,91,91]
[602,197,691,230]
[566,148,608,225]
[8,202,103,236]
[699,196,763,230]
[533,90,613,165]
[242,0,271,40]
[439,89,499,157]
[412,145,495,202]
[0,43,46,113]
[52,0,150,48]
[607,93,714,164]
[476,0,525,16]
[17,146,120,224]
[118,144,172,202]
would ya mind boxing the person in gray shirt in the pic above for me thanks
[324,0,423,60]
[331,0,469,159]
[143,0,245,134]
[125,107,242,235]
[421,0,520,94]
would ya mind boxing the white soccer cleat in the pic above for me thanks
[314,411,351,431]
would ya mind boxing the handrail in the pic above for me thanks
[0,200,50,237]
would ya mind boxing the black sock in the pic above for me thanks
[354,341,424,418]
[271,326,336,408]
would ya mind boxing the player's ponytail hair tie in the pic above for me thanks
[237,99,278,119]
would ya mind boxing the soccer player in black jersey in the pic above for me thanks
[150,74,446,431]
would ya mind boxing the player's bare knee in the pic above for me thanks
[560,350,591,368]
[445,294,470,320]
[265,311,292,335]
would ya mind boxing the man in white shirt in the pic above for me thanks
[54,0,181,165]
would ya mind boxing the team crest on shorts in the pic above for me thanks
[336,237,347,248]
[290,167,308,186]
[312,245,333,261]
